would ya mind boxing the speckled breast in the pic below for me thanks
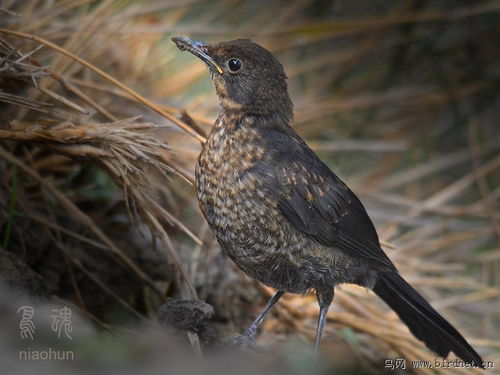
[194,115,313,293]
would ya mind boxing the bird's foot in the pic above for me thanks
[219,328,259,351]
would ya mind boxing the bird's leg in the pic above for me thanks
[314,288,334,357]
[243,290,284,338]
[221,290,284,350]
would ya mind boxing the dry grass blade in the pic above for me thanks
[0,118,196,227]
[0,28,206,142]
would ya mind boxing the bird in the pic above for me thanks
[172,35,484,366]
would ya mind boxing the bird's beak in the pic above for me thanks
[171,35,223,74]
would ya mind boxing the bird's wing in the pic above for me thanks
[272,141,395,269]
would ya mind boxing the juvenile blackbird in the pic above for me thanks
[172,36,483,366]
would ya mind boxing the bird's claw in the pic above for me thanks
[219,330,259,351]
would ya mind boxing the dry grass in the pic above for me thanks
[0,0,499,373]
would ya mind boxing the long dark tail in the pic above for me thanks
[373,271,483,367]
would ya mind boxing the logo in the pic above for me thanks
[17,306,35,340]
[17,305,75,361]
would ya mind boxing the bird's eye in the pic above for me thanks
[227,58,243,73]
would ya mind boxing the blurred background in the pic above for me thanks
[0,0,499,374]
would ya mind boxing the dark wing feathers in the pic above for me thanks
[259,125,393,268]
[279,187,321,236]
[274,146,394,269]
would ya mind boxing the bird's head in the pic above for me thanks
[172,36,293,120]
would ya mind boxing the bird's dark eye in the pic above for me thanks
[227,58,242,73]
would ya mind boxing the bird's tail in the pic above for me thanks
[373,271,483,367]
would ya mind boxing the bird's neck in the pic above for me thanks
[217,92,293,124]
[215,106,293,136]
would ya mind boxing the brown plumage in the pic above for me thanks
[172,35,484,366]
